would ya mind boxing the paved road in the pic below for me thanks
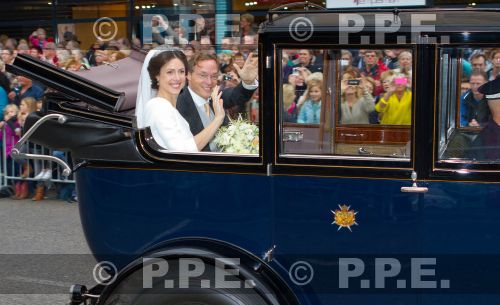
[0,197,96,305]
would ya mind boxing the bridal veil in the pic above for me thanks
[135,45,179,128]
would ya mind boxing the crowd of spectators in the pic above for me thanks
[0,27,140,202]
[0,13,261,117]
[0,14,262,199]
[460,48,500,128]
[282,47,499,126]
[0,19,497,194]
[282,48,414,125]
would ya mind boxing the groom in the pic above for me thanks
[177,52,259,152]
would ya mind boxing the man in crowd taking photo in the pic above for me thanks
[8,76,44,106]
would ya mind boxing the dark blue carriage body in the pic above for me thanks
[77,167,500,305]
[7,8,500,305]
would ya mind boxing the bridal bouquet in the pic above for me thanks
[214,115,259,154]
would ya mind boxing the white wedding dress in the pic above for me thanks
[142,97,198,152]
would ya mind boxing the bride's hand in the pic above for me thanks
[211,86,225,123]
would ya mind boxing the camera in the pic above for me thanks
[292,67,300,75]
[394,77,408,86]
[223,74,232,81]
[347,79,360,86]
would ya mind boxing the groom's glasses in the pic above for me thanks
[196,73,220,81]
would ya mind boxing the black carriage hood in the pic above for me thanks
[5,53,148,164]
[7,53,123,112]
[6,50,145,113]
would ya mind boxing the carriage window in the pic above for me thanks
[142,48,260,156]
[280,48,413,160]
[437,46,500,163]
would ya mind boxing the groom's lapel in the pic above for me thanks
[185,90,204,135]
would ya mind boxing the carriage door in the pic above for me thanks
[420,44,500,305]
[271,46,421,305]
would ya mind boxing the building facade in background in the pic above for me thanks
[0,0,499,52]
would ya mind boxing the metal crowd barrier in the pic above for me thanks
[1,129,75,191]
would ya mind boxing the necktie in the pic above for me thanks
[204,103,211,119]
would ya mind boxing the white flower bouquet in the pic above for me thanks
[214,115,259,154]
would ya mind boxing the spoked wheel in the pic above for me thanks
[101,258,273,305]
[96,240,299,305]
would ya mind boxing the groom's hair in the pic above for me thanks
[148,50,188,89]
[188,52,219,73]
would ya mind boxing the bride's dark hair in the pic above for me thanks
[147,50,188,89]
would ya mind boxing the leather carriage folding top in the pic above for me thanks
[6,52,148,164]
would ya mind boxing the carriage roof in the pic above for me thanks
[261,9,500,34]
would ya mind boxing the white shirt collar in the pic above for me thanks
[188,86,209,107]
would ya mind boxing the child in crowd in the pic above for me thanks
[282,84,297,123]
[13,97,38,199]
[0,104,23,198]
[0,104,21,159]
[297,79,323,124]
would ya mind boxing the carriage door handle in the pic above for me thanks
[401,171,428,193]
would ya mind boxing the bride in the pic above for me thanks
[141,49,225,151]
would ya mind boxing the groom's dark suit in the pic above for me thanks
[177,83,256,151]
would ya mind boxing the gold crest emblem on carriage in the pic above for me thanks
[331,205,358,231]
